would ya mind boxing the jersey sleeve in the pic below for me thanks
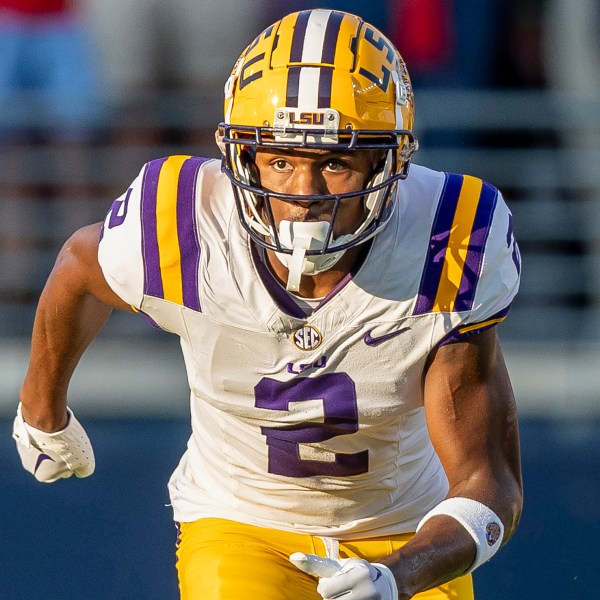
[412,172,521,343]
[98,164,146,309]
[448,179,521,343]
[466,187,521,324]
[98,155,212,324]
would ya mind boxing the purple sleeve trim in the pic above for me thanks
[438,305,512,346]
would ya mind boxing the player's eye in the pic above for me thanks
[323,159,347,172]
[272,159,292,172]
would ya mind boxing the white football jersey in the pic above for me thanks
[98,156,520,538]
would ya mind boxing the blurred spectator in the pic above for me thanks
[542,0,600,333]
[387,0,503,89]
[388,0,455,87]
[497,0,548,89]
[385,0,504,150]
[543,0,600,99]
[0,0,105,199]
[0,0,104,142]
[0,1,105,330]
[83,0,273,144]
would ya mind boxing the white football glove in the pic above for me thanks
[12,402,95,483]
[290,552,398,600]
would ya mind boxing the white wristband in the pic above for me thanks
[416,497,504,573]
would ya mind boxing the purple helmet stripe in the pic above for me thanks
[289,10,311,62]
[286,66,301,107]
[453,182,498,312]
[318,67,333,108]
[321,11,344,64]
[177,157,207,312]
[263,24,275,40]
[141,158,168,298]
[414,173,463,314]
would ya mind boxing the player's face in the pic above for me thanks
[254,147,381,238]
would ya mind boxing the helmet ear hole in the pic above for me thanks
[240,150,260,187]
[373,156,387,178]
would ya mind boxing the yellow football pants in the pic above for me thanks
[176,518,474,600]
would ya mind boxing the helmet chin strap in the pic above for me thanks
[274,220,349,292]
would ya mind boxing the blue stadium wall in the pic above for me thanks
[1,417,599,599]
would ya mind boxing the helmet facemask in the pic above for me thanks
[220,125,415,290]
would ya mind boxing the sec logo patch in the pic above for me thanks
[291,324,322,351]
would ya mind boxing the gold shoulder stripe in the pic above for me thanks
[155,155,191,305]
[433,175,483,312]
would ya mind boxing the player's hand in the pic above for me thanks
[290,552,398,600]
[12,403,95,483]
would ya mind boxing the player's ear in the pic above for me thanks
[215,128,226,156]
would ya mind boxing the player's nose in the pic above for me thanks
[291,167,328,198]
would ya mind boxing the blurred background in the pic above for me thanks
[1,0,599,598]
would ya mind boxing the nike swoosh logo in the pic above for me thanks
[364,327,410,346]
[34,453,55,474]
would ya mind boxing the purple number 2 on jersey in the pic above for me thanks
[255,373,369,477]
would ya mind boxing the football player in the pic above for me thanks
[13,9,522,600]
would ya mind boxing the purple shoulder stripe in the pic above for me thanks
[414,174,499,315]
[141,158,168,299]
[453,181,498,312]
[177,157,209,311]
[414,173,463,314]
[140,156,209,312]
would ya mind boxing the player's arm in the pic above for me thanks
[14,222,132,482]
[19,222,130,432]
[12,222,131,481]
[291,327,522,600]
[380,327,523,597]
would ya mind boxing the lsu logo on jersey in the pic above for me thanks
[291,324,322,351]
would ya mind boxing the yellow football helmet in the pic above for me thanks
[218,9,418,286]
